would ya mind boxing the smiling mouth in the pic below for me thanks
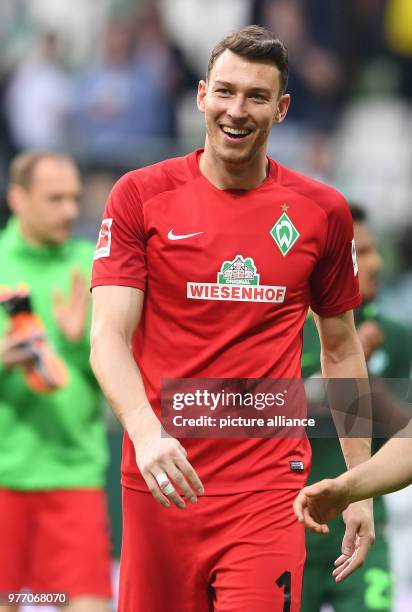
[220,126,252,139]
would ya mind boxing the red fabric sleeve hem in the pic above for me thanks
[310,292,362,318]
[91,278,146,291]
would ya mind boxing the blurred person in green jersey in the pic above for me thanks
[0,152,111,612]
[300,203,412,612]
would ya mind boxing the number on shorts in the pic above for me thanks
[364,568,392,610]
[275,570,291,612]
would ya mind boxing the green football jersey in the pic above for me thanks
[0,218,108,489]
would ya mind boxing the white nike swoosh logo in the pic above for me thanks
[167,229,204,241]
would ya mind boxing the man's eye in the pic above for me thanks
[251,94,267,102]
[216,89,231,96]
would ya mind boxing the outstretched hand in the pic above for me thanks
[53,269,89,341]
[294,478,375,581]
[334,499,375,582]
[294,477,351,534]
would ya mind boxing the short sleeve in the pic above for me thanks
[310,196,361,317]
[91,173,147,291]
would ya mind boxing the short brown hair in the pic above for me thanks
[207,25,288,94]
[9,151,75,189]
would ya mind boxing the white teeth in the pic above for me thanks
[222,126,250,136]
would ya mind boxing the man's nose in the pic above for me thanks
[227,95,248,121]
[64,198,80,221]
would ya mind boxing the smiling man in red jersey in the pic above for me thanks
[90,26,374,612]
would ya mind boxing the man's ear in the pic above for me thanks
[274,93,291,124]
[197,80,207,113]
[7,184,27,215]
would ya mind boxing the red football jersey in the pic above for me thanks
[91,149,361,494]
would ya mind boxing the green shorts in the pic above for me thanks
[301,522,393,612]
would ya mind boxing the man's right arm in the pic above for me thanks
[90,285,204,509]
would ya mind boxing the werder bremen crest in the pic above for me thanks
[270,211,300,256]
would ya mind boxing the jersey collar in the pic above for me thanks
[1,217,69,259]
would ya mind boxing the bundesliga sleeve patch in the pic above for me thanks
[94,218,113,260]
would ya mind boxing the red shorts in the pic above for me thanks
[0,488,112,599]
[119,486,305,612]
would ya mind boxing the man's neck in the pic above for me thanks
[18,219,51,247]
[199,144,269,191]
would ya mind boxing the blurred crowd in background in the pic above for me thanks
[1,1,412,610]
[0,0,411,319]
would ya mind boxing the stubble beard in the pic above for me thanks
[207,125,258,167]
[207,115,272,169]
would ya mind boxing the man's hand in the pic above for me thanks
[131,408,204,510]
[294,478,375,581]
[334,499,375,582]
[294,477,351,534]
[1,335,37,368]
[53,269,89,341]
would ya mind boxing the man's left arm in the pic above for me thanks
[315,309,375,582]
